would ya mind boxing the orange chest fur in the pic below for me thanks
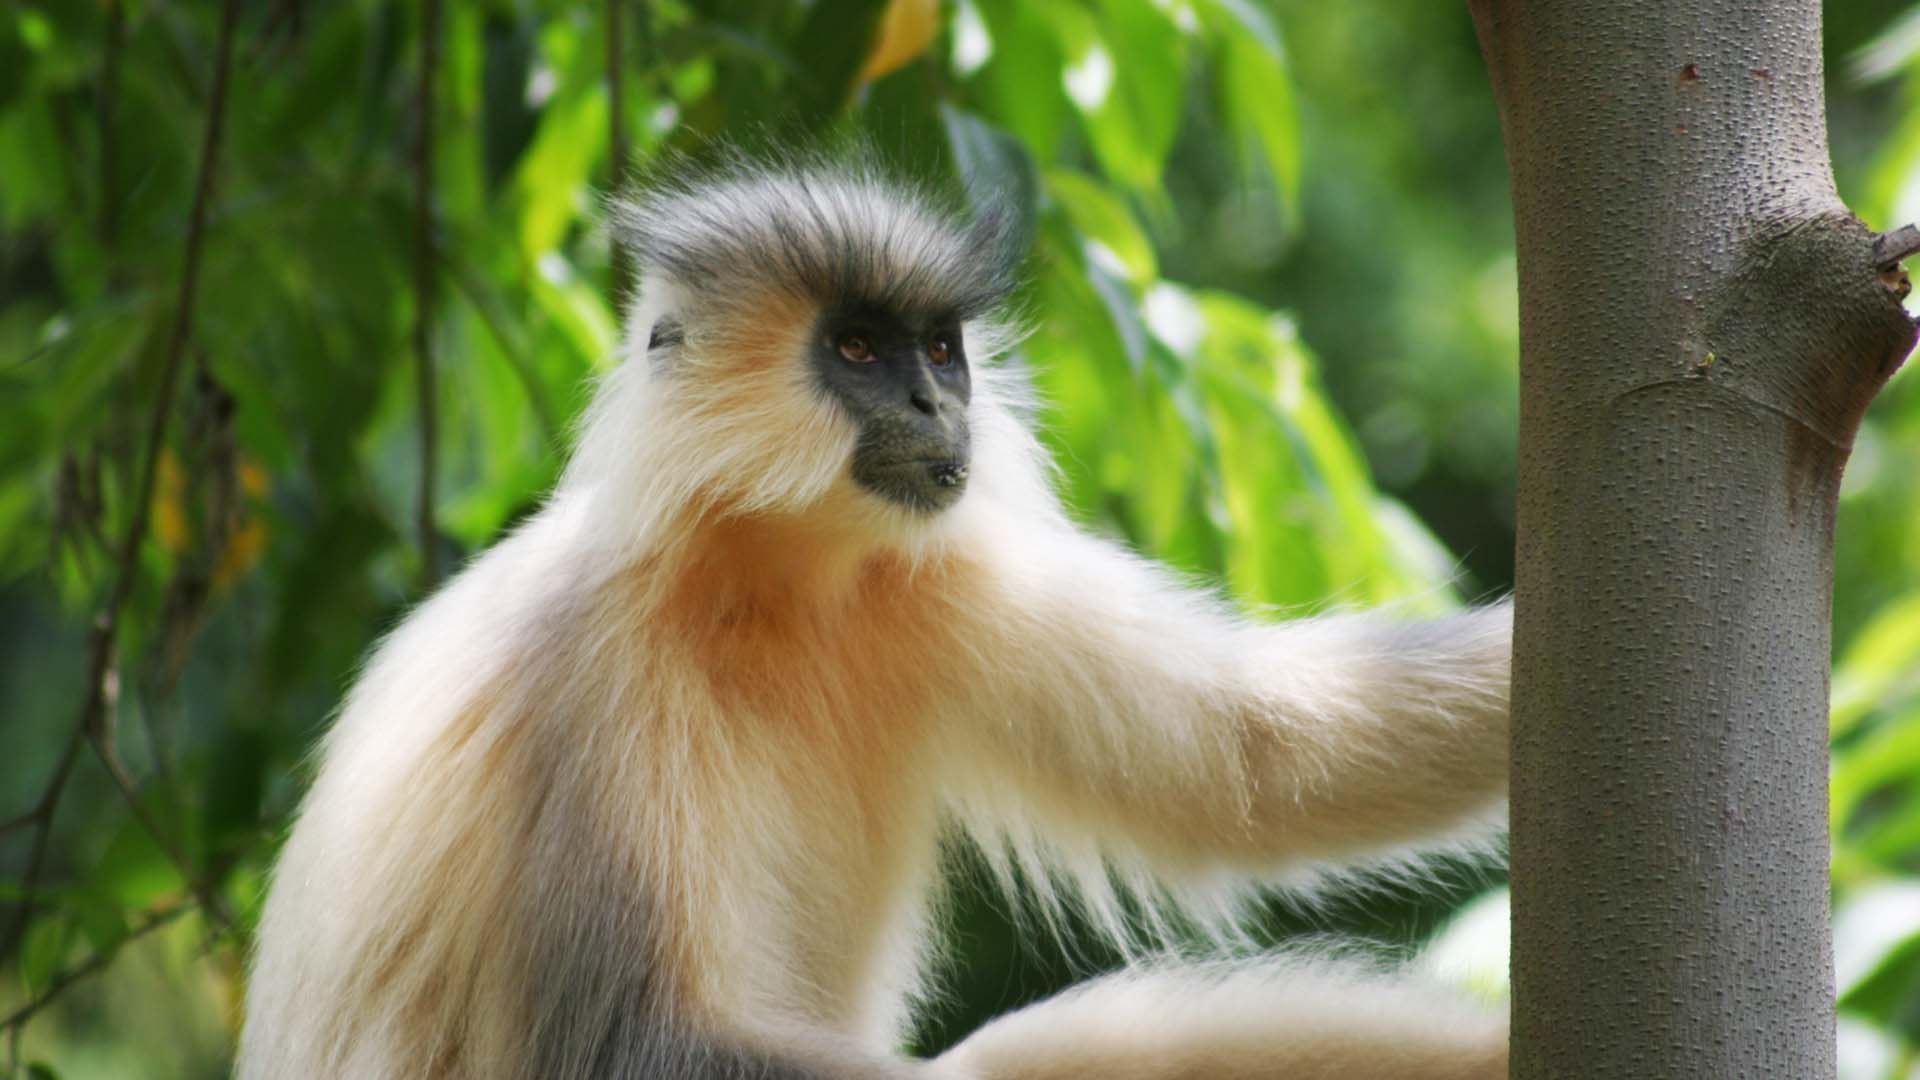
[643,524,979,768]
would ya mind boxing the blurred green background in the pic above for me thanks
[5,0,1920,1076]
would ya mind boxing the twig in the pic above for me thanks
[83,0,248,888]
[0,728,84,962]
[0,808,41,835]
[0,0,244,983]
[89,715,232,929]
[607,0,633,310]
[413,0,443,587]
[99,0,125,247]
[0,903,192,1034]
[1873,223,1920,270]
[143,358,239,765]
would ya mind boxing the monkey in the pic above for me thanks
[237,156,1512,1080]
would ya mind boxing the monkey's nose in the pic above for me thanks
[909,389,938,416]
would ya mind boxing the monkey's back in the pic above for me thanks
[239,499,607,1073]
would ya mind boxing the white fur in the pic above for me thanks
[943,959,1507,1080]
[240,172,1511,1079]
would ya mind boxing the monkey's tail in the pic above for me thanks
[931,957,1507,1080]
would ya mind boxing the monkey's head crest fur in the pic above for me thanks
[561,154,1047,557]
[616,153,1022,325]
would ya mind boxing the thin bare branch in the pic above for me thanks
[0,727,84,960]
[608,0,634,310]
[99,0,125,246]
[1,0,245,972]
[413,0,443,587]
[0,903,192,1034]
[89,719,232,929]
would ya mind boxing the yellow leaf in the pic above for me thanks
[239,459,268,498]
[215,456,271,589]
[215,517,267,589]
[153,450,188,554]
[860,0,940,83]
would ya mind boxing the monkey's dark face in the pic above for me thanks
[811,301,972,514]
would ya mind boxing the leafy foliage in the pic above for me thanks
[1,1,1918,1076]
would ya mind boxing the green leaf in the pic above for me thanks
[20,914,72,996]
[1038,0,1185,197]
[1833,709,1920,834]
[786,0,890,121]
[1217,29,1300,222]
[0,297,155,477]
[260,5,373,161]
[96,817,186,912]
[968,0,1072,158]
[530,259,618,372]
[0,99,67,229]
[1174,286,1435,607]
[1836,882,1920,1036]
[1833,592,1920,738]
[204,726,270,857]
[513,85,608,259]
[1193,0,1300,212]
[1860,75,1920,227]
[1848,7,1920,84]
[1082,251,1149,368]
[1857,788,1920,868]
[1371,496,1467,607]
[479,15,541,191]
[68,890,130,956]
[1044,168,1156,285]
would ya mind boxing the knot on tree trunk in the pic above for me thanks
[1705,209,1918,449]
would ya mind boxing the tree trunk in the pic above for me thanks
[1468,3,1917,1076]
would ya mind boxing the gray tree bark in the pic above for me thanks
[1468,3,1918,1076]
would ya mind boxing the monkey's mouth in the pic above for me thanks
[856,457,971,513]
[927,461,969,488]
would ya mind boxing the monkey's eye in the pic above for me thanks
[837,334,876,363]
[928,337,953,366]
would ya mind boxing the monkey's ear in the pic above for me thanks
[955,180,1032,310]
[949,117,1038,289]
[645,317,686,372]
[647,319,684,352]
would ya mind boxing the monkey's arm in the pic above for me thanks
[954,526,1510,867]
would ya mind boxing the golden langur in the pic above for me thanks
[239,158,1512,1079]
